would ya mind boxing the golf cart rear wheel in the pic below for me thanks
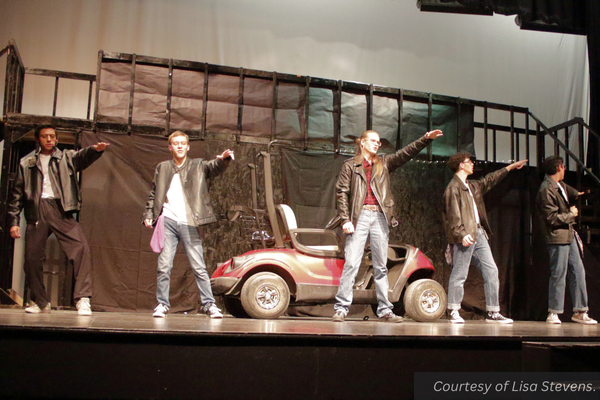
[403,279,447,322]
[240,272,290,319]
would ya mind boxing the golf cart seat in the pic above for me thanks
[276,204,344,259]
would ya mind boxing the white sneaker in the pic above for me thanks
[572,312,598,325]
[486,312,513,324]
[76,297,92,316]
[153,303,169,318]
[205,303,223,319]
[546,312,561,324]
[25,302,51,314]
[448,310,464,324]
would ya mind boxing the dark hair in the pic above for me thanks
[543,155,564,175]
[34,125,57,139]
[447,152,473,173]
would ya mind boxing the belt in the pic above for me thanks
[362,204,382,212]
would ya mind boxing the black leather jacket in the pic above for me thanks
[443,167,509,244]
[143,157,230,227]
[7,146,104,226]
[536,175,579,244]
[335,135,432,229]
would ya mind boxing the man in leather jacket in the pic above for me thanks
[536,156,597,325]
[443,152,526,324]
[144,131,233,318]
[8,125,109,315]
[332,129,443,323]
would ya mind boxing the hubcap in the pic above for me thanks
[255,284,280,310]
[420,289,441,314]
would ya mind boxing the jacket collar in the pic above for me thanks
[452,174,469,190]
[544,174,559,186]
[30,148,62,167]
[170,157,189,173]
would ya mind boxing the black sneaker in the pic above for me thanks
[379,312,403,323]
[485,312,513,324]
[332,311,345,322]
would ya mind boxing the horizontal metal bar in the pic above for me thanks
[473,121,535,135]
[25,68,96,81]
[546,117,585,132]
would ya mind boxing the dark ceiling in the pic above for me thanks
[418,0,587,36]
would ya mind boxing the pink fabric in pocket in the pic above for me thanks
[150,215,165,253]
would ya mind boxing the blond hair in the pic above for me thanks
[168,130,189,144]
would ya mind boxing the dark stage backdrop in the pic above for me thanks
[79,131,599,319]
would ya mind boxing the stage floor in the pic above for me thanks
[1,307,599,341]
[2,307,600,399]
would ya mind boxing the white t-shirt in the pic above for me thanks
[39,154,57,199]
[463,181,480,225]
[162,172,191,225]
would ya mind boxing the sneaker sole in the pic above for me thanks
[485,320,513,324]
[572,319,597,325]
[449,319,464,324]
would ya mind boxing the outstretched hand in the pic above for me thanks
[93,142,110,151]
[507,159,528,171]
[425,129,443,140]
[217,149,235,160]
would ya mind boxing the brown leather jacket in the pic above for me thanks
[143,157,230,227]
[335,135,432,229]
[443,167,509,244]
[536,175,579,244]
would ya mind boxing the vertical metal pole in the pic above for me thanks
[456,99,461,153]
[536,122,545,169]
[52,77,59,117]
[397,89,403,150]
[86,81,93,120]
[237,68,244,143]
[510,106,515,161]
[202,63,209,139]
[524,110,530,164]
[127,54,137,134]
[271,72,278,142]
[93,50,103,127]
[367,84,373,131]
[483,104,489,161]
[564,127,569,170]
[493,129,497,162]
[427,93,433,160]
[333,80,341,153]
[303,76,310,151]
[165,59,173,136]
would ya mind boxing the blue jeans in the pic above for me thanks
[447,227,500,312]
[156,217,215,308]
[334,210,393,318]
[547,238,588,314]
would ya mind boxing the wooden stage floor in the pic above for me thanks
[1,307,599,340]
[2,307,599,399]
